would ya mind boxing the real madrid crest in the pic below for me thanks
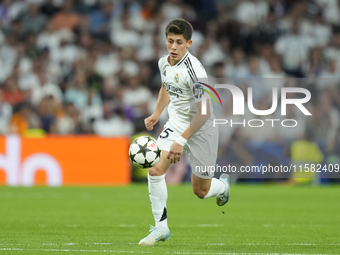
[174,73,179,83]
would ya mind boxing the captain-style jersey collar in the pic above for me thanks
[167,51,189,67]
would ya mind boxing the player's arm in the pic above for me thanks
[181,100,210,140]
[167,100,210,163]
[144,83,169,131]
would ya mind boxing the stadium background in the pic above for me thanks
[0,0,340,185]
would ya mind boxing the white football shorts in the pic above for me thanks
[157,121,218,179]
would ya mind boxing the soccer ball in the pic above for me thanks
[129,136,161,168]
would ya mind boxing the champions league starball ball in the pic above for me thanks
[129,136,161,168]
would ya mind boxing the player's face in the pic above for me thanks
[166,33,192,65]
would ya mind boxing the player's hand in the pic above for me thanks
[167,142,183,164]
[144,114,159,131]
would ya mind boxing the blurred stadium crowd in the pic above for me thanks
[1,0,340,182]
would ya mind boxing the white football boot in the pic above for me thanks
[216,173,230,206]
[138,225,170,246]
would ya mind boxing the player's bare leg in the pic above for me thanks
[191,173,230,205]
[191,174,212,198]
[139,150,171,246]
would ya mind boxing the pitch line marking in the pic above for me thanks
[0,248,337,255]
[3,242,340,247]
[198,224,224,227]
[206,243,340,246]
[0,248,153,253]
[119,224,136,228]
[65,224,78,227]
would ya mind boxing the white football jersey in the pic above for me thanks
[158,51,215,134]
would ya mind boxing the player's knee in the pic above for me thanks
[148,166,163,176]
[193,187,208,199]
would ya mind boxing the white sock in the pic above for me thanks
[148,173,168,229]
[204,178,226,198]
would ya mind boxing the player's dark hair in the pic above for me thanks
[165,18,193,41]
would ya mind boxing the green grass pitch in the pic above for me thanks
[0,184,339,254]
